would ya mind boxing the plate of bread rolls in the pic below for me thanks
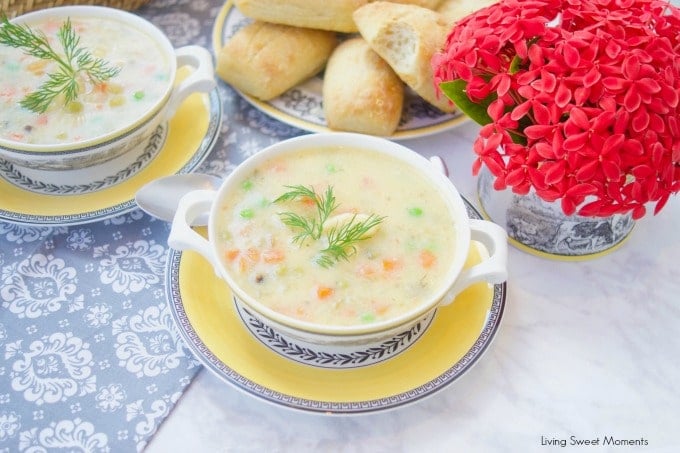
[213,0,493,139]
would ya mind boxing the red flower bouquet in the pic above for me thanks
[432,0,680,219]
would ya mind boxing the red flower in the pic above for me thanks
[432,0,680,219]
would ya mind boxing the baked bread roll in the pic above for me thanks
[390,0,444,9]
[353,1,456,113]
[437,0,497,24]
[233,0,369,33]
[216,21,337,101]
[323,38,404,136]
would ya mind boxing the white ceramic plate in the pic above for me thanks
[166,198,506,414]
[212,1,468,139]
[0,89,221,226]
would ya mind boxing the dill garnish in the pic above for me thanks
[0,14,121,113]
[274,185,337,244]
[316,212,385,268]
[274,185,385,268]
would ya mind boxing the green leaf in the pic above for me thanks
[439,80,495,126]
[509,55,524,74]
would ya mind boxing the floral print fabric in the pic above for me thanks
[0,219,199,452]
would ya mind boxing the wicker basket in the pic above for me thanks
[2,0,150,17]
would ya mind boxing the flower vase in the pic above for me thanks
[477,167,635,260]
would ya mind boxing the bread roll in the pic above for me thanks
[353,1,456,113]
[216,21,337,101]
[389,0,444,9]
[233,0,369,33]
[323,38,404,136]
[437,0,497,24]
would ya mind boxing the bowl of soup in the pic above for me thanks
[0,6,215,172]
[168,133,508,361]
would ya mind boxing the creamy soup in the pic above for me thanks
[0,15,170,145]
[215,146,458,327]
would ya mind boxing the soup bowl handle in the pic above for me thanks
[439,219,508,306]
[168,189,221,274]
[164,45,216,119]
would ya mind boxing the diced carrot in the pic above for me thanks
[316,285,334,299]
[373,303,390,315]
[357,264,377,278]
[419,250,437,269]
[227,248,259,272]
[300,196,316,207]
[382,258,401,271]
[270,163,287,173]
[224,249,240,261]
[262,249,285,263]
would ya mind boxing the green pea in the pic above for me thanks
[326,163,339,173]
[360,312,376,323]
[242,180,254,191]
[240,208,254,219]
[133,91,145,100]
[408,207,424,217]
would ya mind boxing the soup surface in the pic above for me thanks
[0,15,170,145]
[215,146,458,327]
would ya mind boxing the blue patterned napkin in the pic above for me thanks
[0,217,201,452]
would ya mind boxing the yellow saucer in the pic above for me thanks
[0,89,221,226]
[167,229,506,414]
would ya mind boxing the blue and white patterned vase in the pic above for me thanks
[477,167,635,260]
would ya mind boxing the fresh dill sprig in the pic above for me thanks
[274,185,338,243]
[0,14,121,113]
[274,185,385,268]
[316,213,386,268]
